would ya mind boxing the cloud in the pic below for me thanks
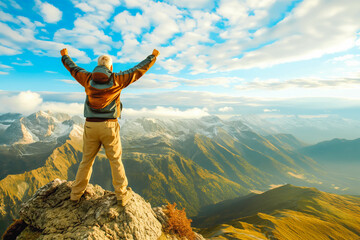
[0,91,83,115]
[236,75,360,90]
[0,14,90,62]
[0,91,43,114]
[53,0,121,55]
[35,0,62,23]
[75,2,95,12]
[0,71,9,75]
[0,0,22,9]
[121,91,261,112]
[112,11,150,35]
[219,107,233,112]
[45,71,57,74]
[0,45,21,55]
[1,0,360,76]
[122,106,209,119]
[32,40,91,63]
[129,74,243,89]
[210,0,360,72]
[287,171,305,179]
[12,60,33,66]
[40,102,83,115]
[165,0,214,9]
[0,63,13,69]
[263,109,279,113]
[180,76,243,87]
[330,54,360,67]
[7,0,22,9]
[128,73,180,89]
[60,79,78,84]
[0,10,21,23]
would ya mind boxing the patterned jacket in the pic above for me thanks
[62,54,156,119]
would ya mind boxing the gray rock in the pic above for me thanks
[17,179,176,240]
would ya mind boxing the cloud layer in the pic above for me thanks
[2,0,359,73]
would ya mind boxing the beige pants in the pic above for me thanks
[70,121,128,200]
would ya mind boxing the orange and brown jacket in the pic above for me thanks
[62,54,156,119]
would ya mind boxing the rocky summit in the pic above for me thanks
[11,179,203,240]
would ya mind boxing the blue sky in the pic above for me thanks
[1,0,360,119]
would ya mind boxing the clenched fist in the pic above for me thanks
[60,48,68,56]
[152,49,159,57]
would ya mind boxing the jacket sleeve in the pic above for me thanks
[61,55,91,87]
[114,54,156,89]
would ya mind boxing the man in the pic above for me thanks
[60,48,159,206]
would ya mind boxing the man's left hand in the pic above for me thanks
[60,48,68,56]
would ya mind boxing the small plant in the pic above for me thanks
[163,203,195,240]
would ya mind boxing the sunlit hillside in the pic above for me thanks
[195,184,360,239]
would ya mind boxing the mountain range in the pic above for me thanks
[194,184,360,239]
[235,114,360,144]
[0,111,359,237]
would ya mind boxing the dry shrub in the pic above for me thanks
[163,203,195,240]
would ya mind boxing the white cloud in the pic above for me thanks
[40,102,83,115]
[128,73,180,89]
[75,2,95,12]
[0,91,83,116]
[0,10,20,23]
[32,40,91,63]
[263,109,279,113]
[36,0,62,23]
[165,0,214,9]
[60,79,78,84]
[53,0,121,55]
[236,75,360,91]
[330,54,360,67]
[0,63,13,69]
[0,14,90,62]
[112,11,150,35]
[112,1,185,62]
[219,107,233,112]
[12,60,33,66]
[287,171,305,179]
[0,91,43,114]
[0,45,21,55]
[123,106,209,119]
[159,59,186,73]
[8,0,22,9]
[181,76,242,87]
[0,22,29,42]
[0,71,9,75]
[212,0,360,71]
[45,71,57,74]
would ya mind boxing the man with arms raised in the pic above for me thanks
[60,48,159,206]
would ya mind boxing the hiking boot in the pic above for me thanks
[70,198,81,204]
[118,187,133,207]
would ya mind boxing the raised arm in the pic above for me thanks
[114,49,159,89]
[60,48,91,87]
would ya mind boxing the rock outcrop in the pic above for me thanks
[12,179,204,240]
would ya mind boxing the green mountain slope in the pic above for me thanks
[195,184,360,239]
[0,127,83,235]
[300,138,360,194]
[301,138,360,164]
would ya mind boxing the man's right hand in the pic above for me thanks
[60,48,68,56]
[152,49,159,57]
